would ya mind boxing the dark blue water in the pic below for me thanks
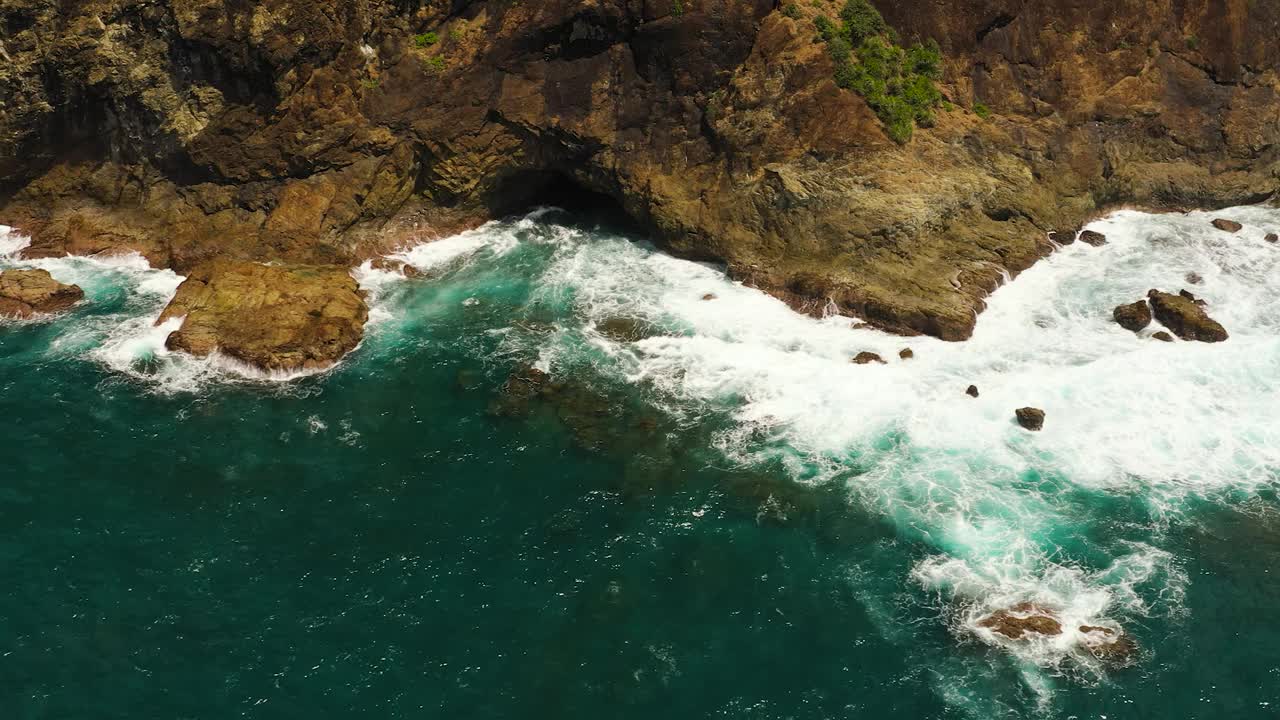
[2,211,1278,718]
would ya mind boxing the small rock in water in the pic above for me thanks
[1048,229,1078,246]
[701,293,717,301]
[852,351,886,365]
[966,385,980,398]
[1211,218,1243,233]
[1147,289,1228,342]
[1112,300,1152,332]
[977,602,1062,639]
[1152,331,1175,342]
[1016,407,1045,431]
[596,317,659,343]
[1179,289,1207,307]
[1185,271,1202,285]
[1079,230,1108,247]
[0,268,84,318]
[1078,625,1138,665]
[899,348,914,360]
[1267,233,1278,243]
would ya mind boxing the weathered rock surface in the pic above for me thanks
[0,269,84,318]
[1211,218,1243,233]
[853,351,887,365]
[977,603,1062,639]
[1152,330,1175,342]
[1016,407,1046,431]
[1079,230,1108,247]
[156,259,368,371]
[1,0,1278,340]
[1113,300,1152,332]
[899,348,914,360]
[1147,289,1228,342]
[1078,625,1138,664]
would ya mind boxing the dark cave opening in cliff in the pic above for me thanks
[492,169,640,232]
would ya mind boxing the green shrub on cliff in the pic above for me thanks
[816,0,943,144]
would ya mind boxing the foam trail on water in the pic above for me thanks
[491,206,1280,698]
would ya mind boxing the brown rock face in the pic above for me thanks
[1078,625,1138,664]
[156,259,368,372]
[1113,300,1152,332]
[1016,407,1046,431]
[1079,231,1108,247]
[0,269,84,318]
[853,352,887,365]
[1152,330,1175,342]
[1,0,1278,341]
[899,348,914,360]
[1211,219,1244,233]
[1147,290,1228,342]
[977,603,1062,639]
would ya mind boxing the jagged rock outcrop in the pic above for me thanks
[156,259,368,371]
[1016,407,1045,431]
[2,0,1277,340]
[1113,299,1152,332]
[0,268,84,318]
[1147,289,1228,342]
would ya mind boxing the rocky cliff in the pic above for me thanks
[2,0,1276,340]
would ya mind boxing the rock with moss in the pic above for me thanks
[156,259,368,372]
[0,268,83,318]
[1147,290,1228,342]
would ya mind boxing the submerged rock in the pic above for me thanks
[977,602,1062,639]
[1147,290,1228,342]
[1015,407,1046,431]
[852,351,886,365]
[1112,300,1152,332]
[1079,230,1108,247]
[1211,218,1243,233]
[0,268,83,318]
[1185,271,1203,285]
[1078,625,1138,664]
[701,293,717,301]
[156,259,368,372]
[1267,233,1278,244]
[966,385,980,398]
[596,317,659,343]
[1048,229,1078,246]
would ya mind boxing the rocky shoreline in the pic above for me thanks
[0,0,1274,354]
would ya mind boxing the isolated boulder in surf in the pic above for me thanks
[0,268,83,318]
[1015,407,1046,431]
[1078,625,1138,664]
[1112,300,1152,332]
[596,317,660,343]
[1079,230,1108,247]
[1147,290,1228,342]
[977,602,1062,639]
[1152,331,1175,342]
[1048,229,1078,246]
[966,385,980,398]
[1267,233,1278,243]
[1211,219,1243,233]
[156,259,368,372]
[852,351,886,365]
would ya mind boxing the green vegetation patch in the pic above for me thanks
[815,0,943,144]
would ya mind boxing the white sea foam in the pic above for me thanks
[492,205,1280,688]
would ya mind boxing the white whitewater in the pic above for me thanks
[354,206,1280,701]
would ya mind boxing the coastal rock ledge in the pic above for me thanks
[156,260,368,373]
[0,269,84,318]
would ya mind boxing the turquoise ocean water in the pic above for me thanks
[2,208,1279,718]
